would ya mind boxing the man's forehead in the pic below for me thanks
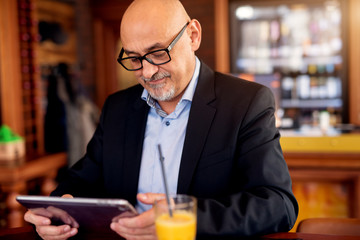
[123,42,167,56]
[121,23,170,53]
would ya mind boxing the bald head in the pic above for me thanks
[118,0,202,108]
[120,0,190,45]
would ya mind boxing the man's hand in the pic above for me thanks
[110,193,164,240]
[23,194,78,240]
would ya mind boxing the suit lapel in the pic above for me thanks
[177,63,216,194]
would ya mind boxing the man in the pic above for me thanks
[24,0,298,239]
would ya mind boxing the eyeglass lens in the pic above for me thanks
[121,49,171,71]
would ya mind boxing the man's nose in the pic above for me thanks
[141,59,158,79]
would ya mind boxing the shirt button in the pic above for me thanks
[165,121,170,126]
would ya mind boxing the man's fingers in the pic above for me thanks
[24,210,51,225]
[25,209,78,239]
[110,208,156,239]
[117,209,155,228]
[110,221,155,235]
[110,220,156,240]
[37,225,70,236]
[137,193,165,205]
[36,225,78,240]
[61,194,73,198]
[113,231,157,240]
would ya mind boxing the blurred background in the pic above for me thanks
[0,0,359,232]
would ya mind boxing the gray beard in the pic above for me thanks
[141,72,175,101]
[148,83,176,101]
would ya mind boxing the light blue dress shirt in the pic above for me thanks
[136,57,200,213]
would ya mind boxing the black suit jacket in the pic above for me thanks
[52,62,298,237]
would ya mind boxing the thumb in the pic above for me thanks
[137,193,165,205]
[62,194,74,198]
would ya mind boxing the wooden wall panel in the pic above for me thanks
[182,0,215,69]
[348,0,360,124]
[0,0,24,136]
[214,0,230,73]
[285,152,360,231]
[91,0,133,107]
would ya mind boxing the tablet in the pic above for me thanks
[16,195,138,235]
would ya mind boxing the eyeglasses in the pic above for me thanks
[117,22,189,71]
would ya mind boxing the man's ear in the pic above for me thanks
[188,19,202,51]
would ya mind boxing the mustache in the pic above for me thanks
[141,72,171,83]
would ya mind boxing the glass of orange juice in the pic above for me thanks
[154,194,197,240]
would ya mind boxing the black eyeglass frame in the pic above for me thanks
[117,22,190,71]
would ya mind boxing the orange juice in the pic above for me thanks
[155,211,196,240]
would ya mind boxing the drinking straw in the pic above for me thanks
[157,144,173,217]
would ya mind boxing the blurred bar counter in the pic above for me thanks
[281,133,360,153]
[279,132,360,231]
[0,152,67,229]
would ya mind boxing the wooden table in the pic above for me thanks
[0,153,67,228]
[1,226,360,240]
[265,232,360,240]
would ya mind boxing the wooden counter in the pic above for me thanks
[0,153,67,228]
[1,226,359,240]
[280,133,360,231]
[281,133,360,153]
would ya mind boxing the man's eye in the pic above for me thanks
[130,58,139,63]
[151,52,166,58]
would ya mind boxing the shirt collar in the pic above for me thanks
[141,56,201,108]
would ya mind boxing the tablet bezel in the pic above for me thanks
[16,195,138,235]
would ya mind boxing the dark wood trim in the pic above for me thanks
[284,152,360,170]
[214,0,230,73]
[285,151,360,218]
